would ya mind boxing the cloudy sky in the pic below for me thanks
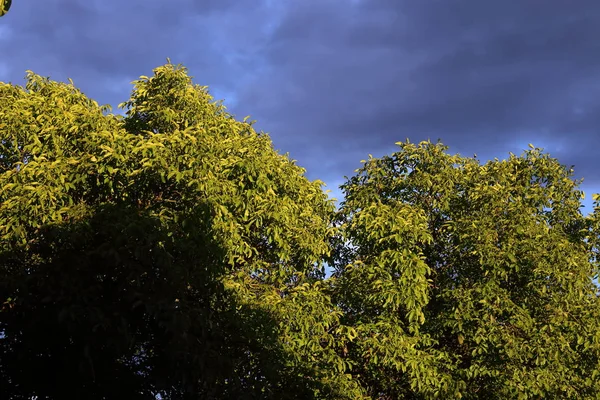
[1,0,599,211]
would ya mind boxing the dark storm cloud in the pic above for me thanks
[1,0,600,197]
[234,0,600,188]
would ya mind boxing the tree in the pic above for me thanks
[0,0,12,17]
[330,140,600,399]
[0,63,362,399]
[4,63,600,400]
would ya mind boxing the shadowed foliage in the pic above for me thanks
[0,63,362,399]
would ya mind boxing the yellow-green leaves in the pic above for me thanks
[0,0,11,17]
[333,140,600,399]
[0,64,343,398]
[3,63,600,399]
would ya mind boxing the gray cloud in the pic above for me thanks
[234,0,600,185]
[1,0,274,108]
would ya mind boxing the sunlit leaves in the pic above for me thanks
[333,140,600,399]
[3,61,600,399]
[0,0,11,17]
[0,63,352,399]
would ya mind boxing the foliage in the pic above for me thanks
[331,140,600,399]
[0,0,11,17]
[0,63,362,399]
[2,62,600,399]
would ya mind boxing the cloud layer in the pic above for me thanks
[2,0,599,207]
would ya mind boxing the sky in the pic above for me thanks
[1,0,599,212]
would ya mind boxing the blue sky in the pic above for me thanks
[1,0,599,213]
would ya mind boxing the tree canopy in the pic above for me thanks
[0,63,361,399]
[1,63,600,399]
[331,141,600,399]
